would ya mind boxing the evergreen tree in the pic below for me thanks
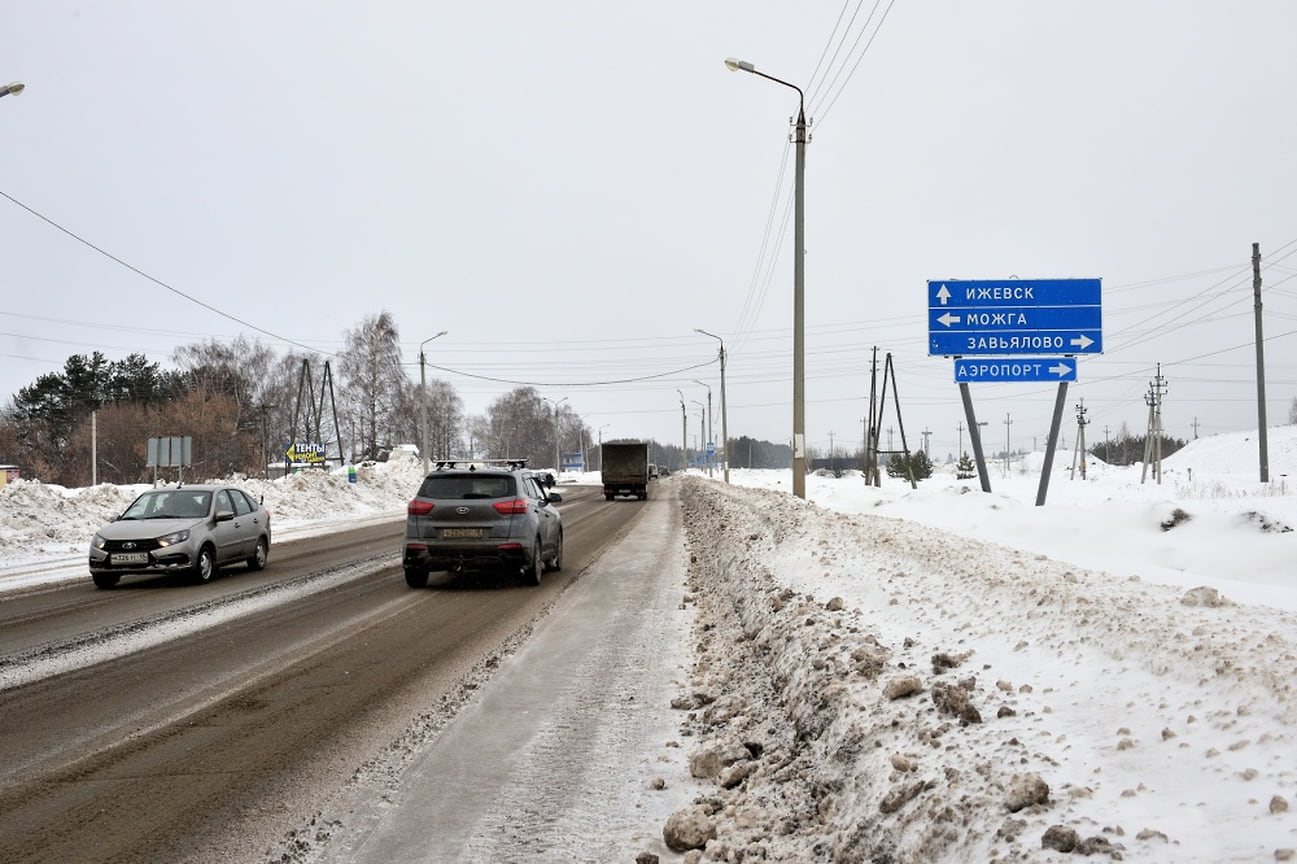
[956,452,977,479]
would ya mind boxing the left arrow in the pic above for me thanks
[937,312,960,327]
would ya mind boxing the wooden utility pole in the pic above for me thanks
[1253,242,1269,482]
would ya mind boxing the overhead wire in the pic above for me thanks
[0,189,323,356]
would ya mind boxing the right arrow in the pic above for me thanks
[1070,334,1095,349]
[1049,362,1073,377]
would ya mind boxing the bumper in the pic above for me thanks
[88,551,194,574]
[403,542,530,573]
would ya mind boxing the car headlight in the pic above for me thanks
[157,529,191,547]
[91,534,107,550]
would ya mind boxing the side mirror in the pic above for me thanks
[215,509,235,522]
[547,492,563,504]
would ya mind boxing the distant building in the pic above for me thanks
[0,465,20,488]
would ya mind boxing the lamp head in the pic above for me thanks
[724,58,754,73]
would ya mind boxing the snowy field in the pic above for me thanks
[2,429,1295,861]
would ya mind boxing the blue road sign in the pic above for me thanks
[954,357,1077,383]
[928,278,1102,356]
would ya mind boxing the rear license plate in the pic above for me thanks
[111,552,149,564]
[442,527,485,539]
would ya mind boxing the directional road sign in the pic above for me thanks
[928,278,1102,357]
[954,357,1077,383]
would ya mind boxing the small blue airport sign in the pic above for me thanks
[954,357,1077,383]
[928,278,1102,357]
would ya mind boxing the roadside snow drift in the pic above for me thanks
[672,479,1296,862]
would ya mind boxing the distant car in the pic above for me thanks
[88,484,272,589]
[402,460,563,588]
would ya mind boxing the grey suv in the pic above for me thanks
[402,460,563,588]
[89,484,272,588]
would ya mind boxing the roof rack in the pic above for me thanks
[432,458,528,472]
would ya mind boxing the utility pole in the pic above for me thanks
[1003,413,1013,475]
[1070,398,1089,480]
[1141,365,1167,484]
[1253,242,1270,482]
[956,421,965,458]
[921,427,932,456]
[1192,417,1200,439]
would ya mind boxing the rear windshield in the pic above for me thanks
[418,473,515,500]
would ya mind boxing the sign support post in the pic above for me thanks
[1035,382,1070,506]
[958,383,992,493]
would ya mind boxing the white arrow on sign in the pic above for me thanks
[935,284,952,306]
[1049,362,1073,377]
[937,312,960,327]
[1070,334,1095,349]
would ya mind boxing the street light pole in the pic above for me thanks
[692,401,706,467]
[695,328,730,483]
[676,388,688,473]
[725,57,807,498]
[692,379,713,478]
[418,330,448,476]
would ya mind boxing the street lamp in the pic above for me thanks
[691,400,707,469]
[676,388,688,473]
[597,424,610,471]
[691,379,713,478]
[418,330,448,475]
[0,82,24,98]
[542,396,568,474]
[725,56,808,498]
[695,328,730,483]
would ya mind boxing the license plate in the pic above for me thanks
[442,527,485,539]
[111,552,149,564]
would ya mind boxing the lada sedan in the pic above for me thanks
[88,484,271,588]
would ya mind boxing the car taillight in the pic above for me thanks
[408,500,434,515]
[492,498,529,515]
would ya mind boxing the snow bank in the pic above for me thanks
[673,478,1297,862]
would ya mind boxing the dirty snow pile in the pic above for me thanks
[0,454,427,576]
[666,435,1297,862]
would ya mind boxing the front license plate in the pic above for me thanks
[111,552,149,565]
[442,527,485,539]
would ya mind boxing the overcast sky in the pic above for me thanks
[4,2,1296,463]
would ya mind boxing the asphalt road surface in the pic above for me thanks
[0,482,665,864]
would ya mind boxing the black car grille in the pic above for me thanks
[102,538,163,553]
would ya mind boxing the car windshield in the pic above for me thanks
[121,490,213,520]
[418,474,514,500]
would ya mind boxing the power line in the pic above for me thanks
[0,188,322,356]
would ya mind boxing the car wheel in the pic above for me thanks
[92,572,120,589]
[546,531,563,572]
[246,537,269,571]
[524,538,543,586]
[193,545,216,584]
[405,567,429,589]
[605,493,614,501]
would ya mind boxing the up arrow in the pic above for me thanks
[937,312,960,328]
[935,284,952,306]
[1070,334,1094,350]
[1049,362,1072,377]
